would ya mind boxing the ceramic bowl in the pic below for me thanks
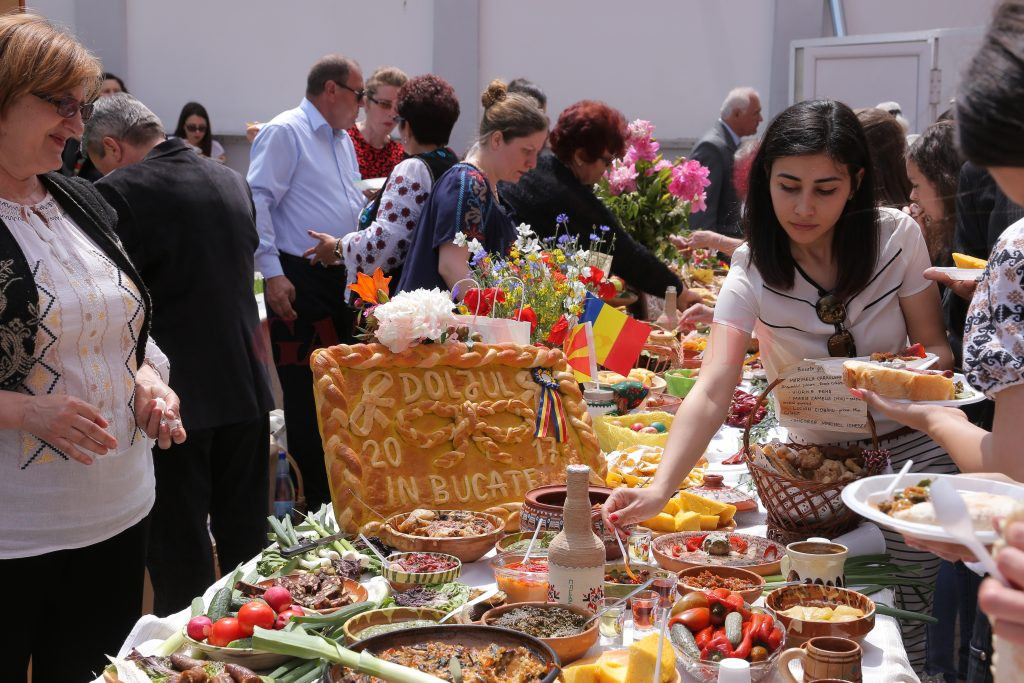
[341,607,446,644]
[602,562,660,600]
[491,552,550,604]
[182,631,291,669]
[521,484,621,560]
[383,552,462,592]
[380,510,505,562]
[256,575,368,614]
[665,369,698,397]
[675,625,785,683]
[495,531,557,555]
[325,624,561,682]
[675,565,765,604]
[643,392,683,415]
[765,584,876,646]
[481,601,598,665]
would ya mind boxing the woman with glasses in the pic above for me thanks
[501,100,702,313]
[174,101,225,163]
[0,13,185,682]
[603,98,955,673]
[348,66,407,180]
[303,74,460,290]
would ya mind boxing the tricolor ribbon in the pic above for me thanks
[531,367,568,442]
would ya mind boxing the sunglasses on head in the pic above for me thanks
[185,123,208,133]
[815,293,857,357]
[34,93,94,121]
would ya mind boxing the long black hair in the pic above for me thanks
[743,99,878,299]
[174,101,213,157]
[958,0,1024,168]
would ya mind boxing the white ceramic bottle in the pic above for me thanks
[547,464,606,611]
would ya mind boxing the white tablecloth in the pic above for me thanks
[99,423,920,682]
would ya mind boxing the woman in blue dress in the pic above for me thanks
[398,79,547,292]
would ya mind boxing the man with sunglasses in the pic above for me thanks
[247,54,367,510]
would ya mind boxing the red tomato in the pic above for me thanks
[237,600,277,636]
[207,617,243,647]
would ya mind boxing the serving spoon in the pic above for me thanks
[929,478,1007,584]
[614,527,639,581]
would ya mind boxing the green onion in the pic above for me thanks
[252,627,448,682]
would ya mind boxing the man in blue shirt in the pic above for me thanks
[248,54,366,509]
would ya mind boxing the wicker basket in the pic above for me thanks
[742,379,888,544]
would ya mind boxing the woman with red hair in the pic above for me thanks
[502,100,700,311]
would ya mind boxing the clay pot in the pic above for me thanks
[521,484,621,560]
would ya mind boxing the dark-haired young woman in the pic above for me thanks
[603,99,955,672]
[174,101,225,162]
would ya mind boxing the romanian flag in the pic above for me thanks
[578,292,651,375]
[563,321,599,382]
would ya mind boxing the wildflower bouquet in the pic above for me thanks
[455,218,615,346]
[596,119,711,261]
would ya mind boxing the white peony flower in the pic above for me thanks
[371,288,457,353]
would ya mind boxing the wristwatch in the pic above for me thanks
[333,238,343,264]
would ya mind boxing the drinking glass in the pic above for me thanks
[628,527,652,564]
[630,589,659,633]
[651,570,676,608]
[597,597,625,645]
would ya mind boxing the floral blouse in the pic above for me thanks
[963,217,1024,398]
[347,125,405,179]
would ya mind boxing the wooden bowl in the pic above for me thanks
[383,552,462,592]
[675,565,765,604]
[380,510,505,562]
[481,601,598,665]
[341,607,445,644]
[326,624,561,682]
[765,584,876,646]
[652,532,783,576]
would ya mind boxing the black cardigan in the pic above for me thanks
[0,172,152,390]
[500,152,684,297]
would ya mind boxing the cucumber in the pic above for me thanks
[725,611,743,646]
[206,586,233,622]
[670,623,701,659]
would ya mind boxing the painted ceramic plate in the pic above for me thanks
[652,532,784,575]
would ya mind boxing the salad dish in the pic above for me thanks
[653,532,784,575]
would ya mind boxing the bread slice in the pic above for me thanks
[842,360,954,401]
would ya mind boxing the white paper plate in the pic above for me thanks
[355,177,386,192]
[932,266,984,281]
[886,372,986,406]
[809,352,939,377]
[841,473,1024,544]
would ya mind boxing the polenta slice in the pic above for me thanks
[952,252,987,269]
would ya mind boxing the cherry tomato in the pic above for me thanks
[208,617,243,647]
[237,600,277,636]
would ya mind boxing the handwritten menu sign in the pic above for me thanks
[311,342,604,532]
[772,361,869,433]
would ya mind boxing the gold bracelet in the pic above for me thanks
[333,238,343,263]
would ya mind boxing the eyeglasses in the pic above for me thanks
[185,123,207,134]
[34,93,94,121]
[815,293,857,357]
[366,95,394,110]
[331,80,365,101]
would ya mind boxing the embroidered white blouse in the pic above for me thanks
[0,194,168,558]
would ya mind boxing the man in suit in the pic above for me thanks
[689,87,762,237]
[247,55,367,510]
[83,94,275,616]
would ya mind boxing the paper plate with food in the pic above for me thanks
[931,252,988,281]
[810,342,938,376]
[652,531,784,575]
[842,361,985,407]
[841,473,1024,544]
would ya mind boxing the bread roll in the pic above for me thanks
[842,360,954,401]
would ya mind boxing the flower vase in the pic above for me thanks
[546,464,606,610]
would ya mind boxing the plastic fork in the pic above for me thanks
[929,477,1007,584]
[868,459,914,506]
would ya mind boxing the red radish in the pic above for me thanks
[186,615,212,641]
[274,606,305,630]
[263,585,292,613]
